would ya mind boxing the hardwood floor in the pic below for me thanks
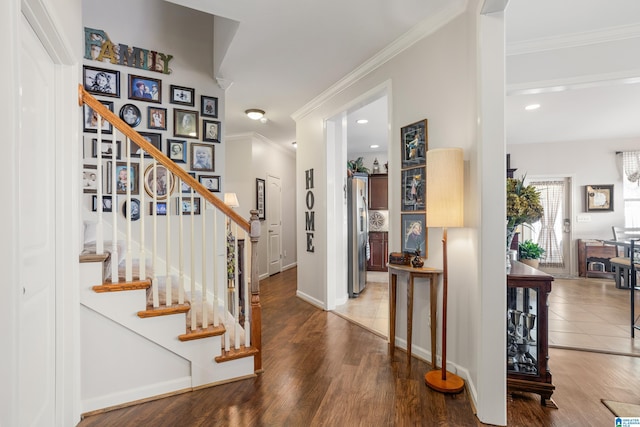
[78,267,640,426]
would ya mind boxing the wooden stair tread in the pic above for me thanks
[93,279,151,292]
[137,303,191,318]
[215,346,258,363]
[179,324,226,341]
[79,252,110,263]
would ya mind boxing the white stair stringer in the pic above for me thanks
[79,260,255,407]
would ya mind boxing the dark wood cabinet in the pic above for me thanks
[368,174,388,210]
[367,231,388,272]
[577,239,616,278]
[507,261,555,407]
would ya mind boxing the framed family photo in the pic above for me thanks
[401,119,428,169]
[401,167,426,211]
[128,74,161,103]
[190,143,214,172]
[122,198,141,221]
[83,101,114,133]
[143,164,175,200]
[198,175,220,192]
[170,85,195,106]
[174,109,199,138]
[585,184,613,212]
[119,104,141,128]
[201,96,218,118]
[91,138,121,160]
[176,197,201,215]
[181,172,196,193]
[148,106,167,130]
[91,195,113,212]
[83,66,120,97]
[401,213,427,256]
[203,120,221,143]
[83,164,98,194]
[256,178,266,220]
[107,161,139,195]
[149,201,167,216]
[131,132,162,158]
[167,139,186,163]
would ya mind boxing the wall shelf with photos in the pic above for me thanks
[400,119,428,257]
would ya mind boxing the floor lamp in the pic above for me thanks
[424,147,465,394]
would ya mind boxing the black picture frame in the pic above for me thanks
[148,106,167,130]
[256,178,266,220]
[83,101,114,134]
[198,175,220,192]
[107,161,139,195]
[83,164,98,194]
[203,120,221,143]
[131,132,162,158]
[174,109,199,138]
[401,213,427,255]
[176,197,201,215]
[149,201,167,216]
[91,139,121,160]
[119,104,141,128]
[181,172,196,193]
[167,139,186,163]
[91,195,113,212]
[122,198,141,221]
[83,66,120,98]
[201,95,218,118]
[585,184,614,212]
[128,74,162,103]
[170,85,195,106]
[401,119,428,169]
[190,143,214,172]
[401,166,426,212]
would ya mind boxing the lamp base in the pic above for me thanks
[425,369,464,394]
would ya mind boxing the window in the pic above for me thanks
[622,151,640,227]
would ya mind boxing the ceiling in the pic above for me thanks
[165,0,640,153]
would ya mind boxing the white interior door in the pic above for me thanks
[18,15,57,426]
[267,175,282,275]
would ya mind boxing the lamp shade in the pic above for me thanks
[426,147,464,228]
[224,192,240,208]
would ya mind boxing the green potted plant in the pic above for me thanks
[518,239,545,269]
[347,157,370,176]
[506,175,543,250]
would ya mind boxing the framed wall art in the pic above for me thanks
[83,101,114,133]
[181,172,196,193]
[256,178,266,220]
[83,164,98,194]
[107,161,139,195]
[201,95,218,118]
[91,195,113,212]
[167,139,186,163]
[585,184,613,212]
[83,66,120,97]
[401,213,427,256]
[199,175,220,192]
[174,109,199,138]
[203,120,221,143]
[128,74,161,103]
[91,138,121,160]
[130,132,162,158]
[401,119,428,169]
[122,198,141,221]
[190,143,214,172]
[149,201,167,216]
[143,164,175,200]
[401,167,426,211]
[148,106,167,130]
[176,197,201,215]
[170,85,195,106]
[119,104,141,128]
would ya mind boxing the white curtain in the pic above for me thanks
[623,151,640,185]
[531,180,564,267]
[622,151,640,227]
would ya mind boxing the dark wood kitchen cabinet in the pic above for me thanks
[368,231,388,272]
[368,174,388,210]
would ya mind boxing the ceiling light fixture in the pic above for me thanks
[525,104,541,111]
[292,142,297,148]
[356,119,368,124]
[245,109,265,120]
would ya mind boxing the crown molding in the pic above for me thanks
[506,68,640,96]
[226,132,296,157]
[507,23,640,56]
[291,0,467,122]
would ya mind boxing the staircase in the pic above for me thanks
[77,86,261,414]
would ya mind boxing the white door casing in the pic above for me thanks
[18,15,57,426]
[267,175,282,275]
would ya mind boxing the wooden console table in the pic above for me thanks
[387,264,442,369]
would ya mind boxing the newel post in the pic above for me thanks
[249,209,263,373]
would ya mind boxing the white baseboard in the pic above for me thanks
[296,290,325,309]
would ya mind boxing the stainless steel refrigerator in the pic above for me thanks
[348,175,368,297]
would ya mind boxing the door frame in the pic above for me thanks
[0,1,80,425]
[267,173,283,275]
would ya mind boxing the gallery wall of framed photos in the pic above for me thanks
[81,28,225,219]
[399,119,428,257]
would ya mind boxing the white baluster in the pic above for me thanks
[212,208,219,327]
[152,160,159,307]
[110,145,118,283]
[190,189,196,331]
[234,222,240,349]
[139,148,145,280]
[243,229,250,347]
[224,215,230,351]
[201,207,208,328]
[178,182,184,305]
[125,139,132,282]
[165,168,172,307]
[96,115,104,255]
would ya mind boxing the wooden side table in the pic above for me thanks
[387,264,442,369]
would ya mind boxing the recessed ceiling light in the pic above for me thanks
[370,144,379,149]
[525,104,540,111]
[356,119,368,124]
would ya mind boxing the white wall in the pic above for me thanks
[226,133,297,277]
[294,2,506,424]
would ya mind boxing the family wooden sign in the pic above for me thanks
[84,27,174,75]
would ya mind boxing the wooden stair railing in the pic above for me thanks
[78,85,262,372]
